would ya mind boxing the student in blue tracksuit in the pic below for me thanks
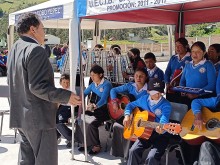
[110,68,149,159]
[77,65,112,155]
[144,52,164,81]
[207,44,220,74]
[179,41,216,108]
[125,78,171,165]
[185,95,220,165]
[164,37,192,102]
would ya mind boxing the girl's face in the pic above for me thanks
[144,58,156,70]
[175,41,186,55]
[90,71,102,84]
[208,46,218,62]
[134,71,147,86]
[191,46,205,64]
[60,79,70,89]
[150,92,162,100]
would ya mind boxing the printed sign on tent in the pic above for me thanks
[15,5,63,23]
[86,0,200,16]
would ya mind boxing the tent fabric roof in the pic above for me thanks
[83,0,220,25]
[8,0,220,29]
[8,0,159,29]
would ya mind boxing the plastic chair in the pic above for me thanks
[165,102,188,165]
[0,85,17,143]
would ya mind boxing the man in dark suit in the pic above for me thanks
[7,13,81,165]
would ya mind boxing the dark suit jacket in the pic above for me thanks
[7,36,71,130]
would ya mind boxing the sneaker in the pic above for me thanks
[57,137,61,144]
[66,141,72,148]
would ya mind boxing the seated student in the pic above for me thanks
[56,74,73,148]
[189,95,220,165]
[77,65,112,155]
[144,52,164,81]
[179,41,216,108]
[125,78,171,165]
[207,44,220,74]
[110,68,149,158]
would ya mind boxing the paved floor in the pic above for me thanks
[0,67,181,165]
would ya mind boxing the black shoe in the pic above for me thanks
[66,141,72,148]
[78,146,85,152]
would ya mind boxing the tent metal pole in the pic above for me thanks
[69,17,77,160]
[178,4,184,38]
[7,25,14,50]
[167,25,173,57]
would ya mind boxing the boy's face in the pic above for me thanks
[149,92,162,100]
[60,79,70,89]
[144,58,156,70]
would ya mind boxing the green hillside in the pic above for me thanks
[0,0,46,13]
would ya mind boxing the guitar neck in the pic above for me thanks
[139,120,163,129]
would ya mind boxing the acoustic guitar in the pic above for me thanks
[108,94,131,120]
[180,107,220,145]
[123,107,182,140]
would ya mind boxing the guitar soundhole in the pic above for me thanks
[137,119,141,127]
[206,118,219,130]
[121,103,126,110]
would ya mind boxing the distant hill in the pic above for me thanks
[0,0,47,42]
[0,0,47,13]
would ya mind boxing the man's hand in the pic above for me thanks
[123,115,131,128]
[68,93,82,106]
[194,113,203,130]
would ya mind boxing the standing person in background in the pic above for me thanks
[7,13,81,165]
[207,43,220,73]
[61,43,68,55]
[144,52,164,81]
[53,44,61,60]
[164,37,192,102]
[123,48,145,80]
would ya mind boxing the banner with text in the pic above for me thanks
[15,5,63,23]
[85,0,200,16]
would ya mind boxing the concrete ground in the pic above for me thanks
[0,67,181,165]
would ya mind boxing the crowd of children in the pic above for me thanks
[55,38,220,165]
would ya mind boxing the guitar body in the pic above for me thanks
[108,95,130,120]
[180,107,220,145]
[123,108,155,140]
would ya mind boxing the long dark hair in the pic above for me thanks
[176,37,191,53]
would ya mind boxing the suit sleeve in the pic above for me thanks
[27,46,71,104]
